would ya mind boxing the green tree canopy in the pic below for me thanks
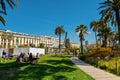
[98,0,120,44]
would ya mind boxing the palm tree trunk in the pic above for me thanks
[104,34,107,47]
[112,34,117,50]
[59,34,61,53]
[80,39,83,54]
[118,23,120,45]
[95,32,98,48]
[115,9,120,45]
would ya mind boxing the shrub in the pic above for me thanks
[79,47,120,76]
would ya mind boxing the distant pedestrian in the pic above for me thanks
[75,50,77,57]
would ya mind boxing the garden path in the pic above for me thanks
[71,57,120,80]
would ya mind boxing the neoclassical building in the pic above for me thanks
[0,29,62,49]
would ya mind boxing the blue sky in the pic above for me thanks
[0,0,104,44]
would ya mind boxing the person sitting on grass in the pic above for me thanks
[36,53,39,58]
[16,53,24,62]
[2,50,6,60]
[29,53,33,64]
[8,52,13,59]
[16,55,20,62]
[23,53,27,62]
[34,53,39,63]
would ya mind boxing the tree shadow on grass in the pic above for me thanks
[0,61,27,80]
[0,60,76,80]
[53,75,68,80]
[50,55,72,59]
[44,59,74,66]
[17,63,76,80]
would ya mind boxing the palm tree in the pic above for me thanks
[98,0,120,45]
[97,20,112,48]
[65,38,71,49]
[94,19,108,47]
[55,26,65,53]
[76,24,88,54]
[0,0,20,25]
[90,20,99,48]
[102,27,112,47]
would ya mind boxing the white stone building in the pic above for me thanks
[0,29,63,50]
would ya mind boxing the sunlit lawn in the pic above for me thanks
[0,55,94,80]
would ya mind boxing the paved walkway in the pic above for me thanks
[71,57,120,80]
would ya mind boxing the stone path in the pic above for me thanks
[71,57,120,80]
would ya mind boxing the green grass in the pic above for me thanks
[0,55,94,80]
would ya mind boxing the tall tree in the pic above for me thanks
[96,19,113,47]
[98,0,120,45]
[96,19,108,47]
[85,40,88,48]
[90,20,99,48]
[55,26,65,53]
[85,40,89,52]
[98,27,112,47]
[65,38,71,49]
[0,0,20,25]
[76,24,88,54]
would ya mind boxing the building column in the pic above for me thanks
[10,40,13,47]
[25,38,26,44]
[21,38,24,45]
[18,38,21,45]
[27,38,30,46]
[35,39,37,47]
[6,39,8,48]
[30,38,33,44]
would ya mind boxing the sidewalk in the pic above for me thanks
[71,57,120,80]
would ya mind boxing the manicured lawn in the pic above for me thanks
[0,55,94,80]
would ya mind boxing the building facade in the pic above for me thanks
[71,42,80,49]
[0,29,62,50]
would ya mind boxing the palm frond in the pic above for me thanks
[1,0,7,14]
[6,0,16,9]
[0,16,6,26]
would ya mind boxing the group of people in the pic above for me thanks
[16,52,39,64]
[16,52,29,62]
[2,50,13,60]
[1,50,40,64]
